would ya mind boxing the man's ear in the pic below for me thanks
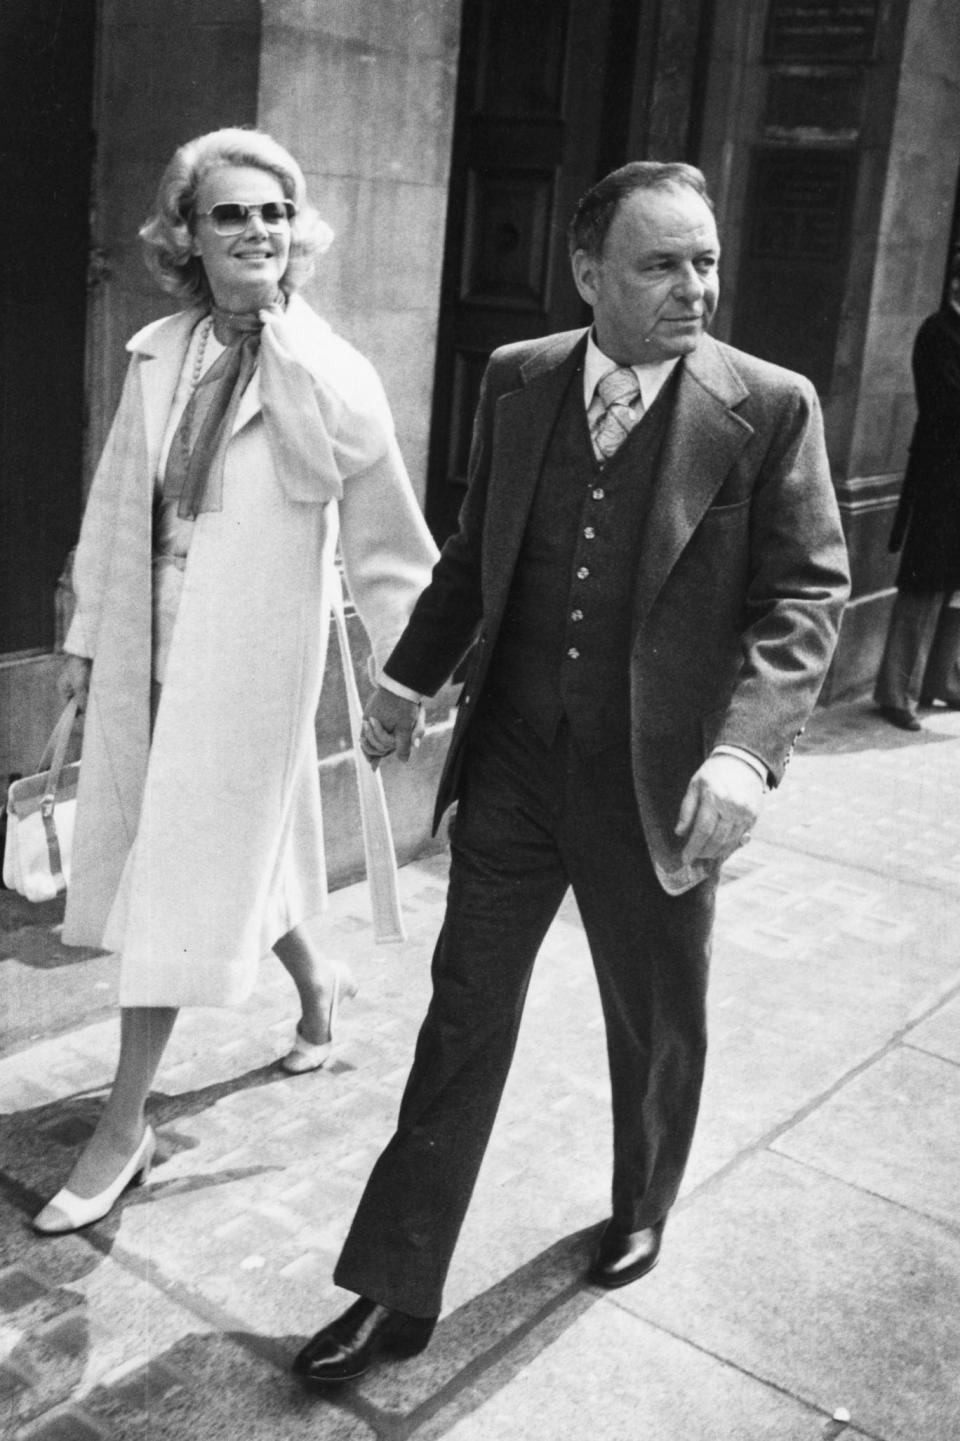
[571,248,600,308]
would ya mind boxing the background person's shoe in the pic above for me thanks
[293,1297,436,1385]
[876,706,921,732]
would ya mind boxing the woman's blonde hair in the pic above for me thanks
[139,127,333,304]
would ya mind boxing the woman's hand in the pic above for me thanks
[58,654,92,713]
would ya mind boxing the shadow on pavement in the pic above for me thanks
[796,700,958,756]
[0,1062,295,1230]
[316,1227,604,1431]
[0,1230,609,1438]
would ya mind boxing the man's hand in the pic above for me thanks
[360,687,424,769]
[58,654,92,713]
[674,753,765,867]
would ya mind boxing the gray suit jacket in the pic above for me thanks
[388,329,850,892]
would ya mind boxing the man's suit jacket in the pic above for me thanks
[388,329,850,893]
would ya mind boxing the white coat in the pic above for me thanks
[63,295,438,1006]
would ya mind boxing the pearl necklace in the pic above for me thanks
[191,315,214,390]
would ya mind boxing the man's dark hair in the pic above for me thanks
[568,161,713,260]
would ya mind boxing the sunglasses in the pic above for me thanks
[198,200,297,236]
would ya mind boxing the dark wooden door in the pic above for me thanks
[0,0,96,654]
[426,0,620,541]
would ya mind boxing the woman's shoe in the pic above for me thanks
[33,1125,157,1235]
[281,968,358,1074]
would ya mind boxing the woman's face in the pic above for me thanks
[191,164,292,311]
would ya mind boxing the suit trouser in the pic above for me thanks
[874,589,960,711]
[334,697,717,1318]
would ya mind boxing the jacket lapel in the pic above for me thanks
[634,335,754,626]
[483,332,587,611]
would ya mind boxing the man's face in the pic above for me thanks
[572,185,720,365]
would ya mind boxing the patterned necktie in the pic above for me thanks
[591,365,643,461]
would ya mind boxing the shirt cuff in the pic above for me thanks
[378,671,425,705]
[711,745,770,786]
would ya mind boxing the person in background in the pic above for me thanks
[293,160,850,1387]
[32,127,437,1235]
[875,252,960,730]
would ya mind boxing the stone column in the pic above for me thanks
[258,3,463,880]
[258,0,462,504]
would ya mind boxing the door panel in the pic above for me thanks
[0,0,96,654]
[426,0,615,542]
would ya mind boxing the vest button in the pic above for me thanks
[567,646,580,659]
[576,566,590,580]
[570,608,583,621]
[583,526,596,539]
[592,487,605,500]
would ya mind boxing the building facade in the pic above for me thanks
[2,0,959,877]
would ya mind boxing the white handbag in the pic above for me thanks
[2,697,80,902]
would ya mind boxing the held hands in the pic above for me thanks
[57,654,92,714]
[674,753,765,868]
[360,686,425,770]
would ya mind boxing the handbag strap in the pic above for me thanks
[330,566,406,944]
[36,696,80,896]
[39,697,80,816]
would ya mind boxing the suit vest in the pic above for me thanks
[484,365,676,753]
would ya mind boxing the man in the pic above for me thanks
[294,162,850,1386]
[874,252,960,729]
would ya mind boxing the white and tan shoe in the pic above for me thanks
[33,1125,157,1235]
[281,969,358,1074]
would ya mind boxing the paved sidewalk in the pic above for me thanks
[1,696,959,1441]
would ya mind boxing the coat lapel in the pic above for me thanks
[127,309,201,480]
[483,332,587,611]
[634,335,754,625]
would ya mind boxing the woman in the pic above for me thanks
[33,128,437,1234]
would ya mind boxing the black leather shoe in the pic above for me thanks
[589,1218,665,1289]
[292,1297,436,1385]
[876,706,921,732]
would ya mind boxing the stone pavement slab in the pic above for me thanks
[616,1150,960,1441]
[773,1043,960,1227]
[760,701,960,892]
[907,990,960,1064]
[1,698,960,1438]
[406,1301,870,1441]
[0,889,114,1053]
[683,840,960,1193]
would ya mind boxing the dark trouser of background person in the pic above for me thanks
[874,588,960,730]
